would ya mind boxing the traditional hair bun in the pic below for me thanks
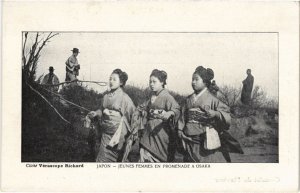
[112,68,128,86]
[194,66,215,86]
[152,69,159,74]
[113,68,122,74]
[150,69,168,87]
[195,66,205,72]
[206,68,214,81]
[161,70,167,80]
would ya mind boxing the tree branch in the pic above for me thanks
[26,82,71,125]
[22,32,28,66]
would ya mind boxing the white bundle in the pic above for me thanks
[84,115,92,129]
[204,127,221,150]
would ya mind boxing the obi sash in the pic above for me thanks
[101,109,123,134]
[186,108,211,125]
[183,108,211,136]
[107,116,130,150]
[146,109,166,131]
[100,109,131,150]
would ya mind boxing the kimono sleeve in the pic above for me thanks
[94,94,106,119]
[130,100,149,133]
[212,98,231,130]
[177,99,188,131]
[136,100,150,119]
[165,95,181,123]
[123,95,136,124]
[137,100,149,112]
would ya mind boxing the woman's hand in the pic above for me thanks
[87,111,98,119]
[200,106,218,119]
[204,109,218,119]
[84,115,92,129]
[88,110,102,119]
[103,108,110,116]
[158,111,174,121]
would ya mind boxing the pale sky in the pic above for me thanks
[26,32,278,99]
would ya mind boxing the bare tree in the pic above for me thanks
[251,86,268,108]
[218,85,242,107]
[22,32,59,82]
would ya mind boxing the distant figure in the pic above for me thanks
[241,69,254,105]
[65,48,80,82]
[41,66,60,92]
[210,80,219,96]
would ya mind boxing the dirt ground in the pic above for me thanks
[126,140,278,163]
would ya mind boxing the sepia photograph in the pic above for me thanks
[22,32,279,163]
[2,1,299,192]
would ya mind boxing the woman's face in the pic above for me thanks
[192,73,206,92]
[109,73,121,90]
[149,76,164,92]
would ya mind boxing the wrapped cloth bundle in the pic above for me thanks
[149,109,166,119]
[84,115,92,129]
[204,126,221,150]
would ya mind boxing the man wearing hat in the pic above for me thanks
[42,66,60,92]
[65,48,80,82]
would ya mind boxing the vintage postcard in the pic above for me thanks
[1,1,299,192]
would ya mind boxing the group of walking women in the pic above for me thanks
[86,66,242,163]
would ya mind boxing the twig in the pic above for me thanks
[42,80,108,87]
[40,86,91,112]
[22,32,28,66]
[75,80,108,86]
[34,33,58,61]
[27,83,71,125]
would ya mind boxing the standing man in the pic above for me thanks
[41,66,60,92]
[241,69,254,105]
[65,48,80,82]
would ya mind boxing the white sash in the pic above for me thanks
[108,117,124,147]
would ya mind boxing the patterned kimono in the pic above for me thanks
[96,88,136,162]
[139,89,180,162]
[178,88,231,162]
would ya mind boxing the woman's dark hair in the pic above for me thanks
[150,69,168,87]
[194,66,214,88]
[112,68,128,87]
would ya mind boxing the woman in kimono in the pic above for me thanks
[178,66,238,162]
[87,69,136,162]
[138,69,181,162]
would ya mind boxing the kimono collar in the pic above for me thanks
[150,89,166,104]
[193,87,207,101]
[154,88,165,96]
[108,87,123,97]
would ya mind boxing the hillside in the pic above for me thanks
[22,83,278,162]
